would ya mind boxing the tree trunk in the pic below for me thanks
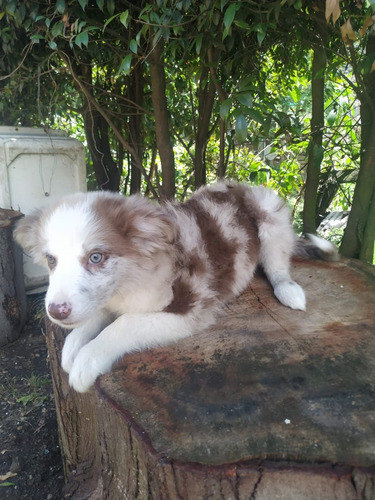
[77,64,121,191]
[128,65,144,195]
[149,39,175,200]
[303,4,327,234]
[194,67,216,190]
[0,209,27,346]
[340,34,375,262]
[46,260,375,499]
[218,119,227,179]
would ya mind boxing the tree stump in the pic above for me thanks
[46,259,375,500]
[0,209,27,346]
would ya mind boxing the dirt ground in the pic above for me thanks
[0,296,65,500]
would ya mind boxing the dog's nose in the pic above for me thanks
[48,302,72,321]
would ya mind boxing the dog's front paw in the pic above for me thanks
[62,331,87,374]
[68,343,112,393]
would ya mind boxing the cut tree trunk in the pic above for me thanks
[46,259,375,500]
[0,209,27,346]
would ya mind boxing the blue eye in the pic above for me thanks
[46,254,56,268]
[89,252,103,264]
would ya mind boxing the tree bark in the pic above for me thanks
[83,108,122,191]
[194,67,216,190]
[340,34,375,261]
[128,64,144,195]
[0,209,27,346]
[149,39,175,200]
[77,64,121,191]
[46,260,375,499]
[303,4,327,234]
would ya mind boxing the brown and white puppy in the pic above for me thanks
[14,181,337,392]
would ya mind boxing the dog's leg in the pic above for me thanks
[68,312,198,392]
[258,217,306,311]
[61,309,114,374]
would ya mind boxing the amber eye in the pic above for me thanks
[46,254,56,268]
[89,252,103,264]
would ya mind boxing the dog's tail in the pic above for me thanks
[294,233,340,261]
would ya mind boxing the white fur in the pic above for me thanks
[14,182,333,393]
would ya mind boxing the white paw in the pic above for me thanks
[68,342,112,393]
[61,331,88,374]
[274,280,306,311]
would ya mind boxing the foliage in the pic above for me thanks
[0,0,374,260]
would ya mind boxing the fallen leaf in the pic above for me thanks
[0,472,17,481]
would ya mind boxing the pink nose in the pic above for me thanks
[48,302,72,321]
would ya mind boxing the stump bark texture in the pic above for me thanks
[46,259,375,499]
[0,209,27,346]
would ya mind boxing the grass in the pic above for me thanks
[0,373,50,408]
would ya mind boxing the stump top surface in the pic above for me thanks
[99,259,375,467]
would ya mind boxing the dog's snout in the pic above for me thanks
[48,302,72,321]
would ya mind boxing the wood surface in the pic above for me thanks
[46,259,375,499]
[0,208,27,345]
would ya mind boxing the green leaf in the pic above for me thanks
[247,108,264,124]
[238,76,252,92]
[220,98,232,119]
[233,20,249,29]
[195,33,203,55]
[235,113,248,143]
[56,0,65,14]
[75,31,89,48]
[30,33,44,44]
[327,109,337,127]
[254,23,267,47]
[107,0,115,16]
[118,54,132,75]
[5,1,16,16]
[120,10,129,28]
[51,21,63,38]
[49,41,57,50]
[312,143,324,169]
[223,3,237,31]
[129,39,137,54]
[96,0,104,11]
[237,91,252,107]
[78,0,88,10]
[290,86,301,103]
[257,30,266,47]
[103,13,119,31]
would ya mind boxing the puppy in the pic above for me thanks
[14,182,337,392]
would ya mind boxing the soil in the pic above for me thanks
[0,295,65,500]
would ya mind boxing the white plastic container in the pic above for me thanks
[0,126,86,290]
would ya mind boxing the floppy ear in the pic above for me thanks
[121,197,175,256]
[131,208,175,256]
[13,210,45,261]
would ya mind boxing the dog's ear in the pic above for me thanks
[13,210,44,261]
[125,199,175,256]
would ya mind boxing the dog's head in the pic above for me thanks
[14,192,174,328]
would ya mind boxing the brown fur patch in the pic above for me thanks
[197,184,261,271]
[181,198,238,297]
[163,277,198,314]
[91,195,174,259]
